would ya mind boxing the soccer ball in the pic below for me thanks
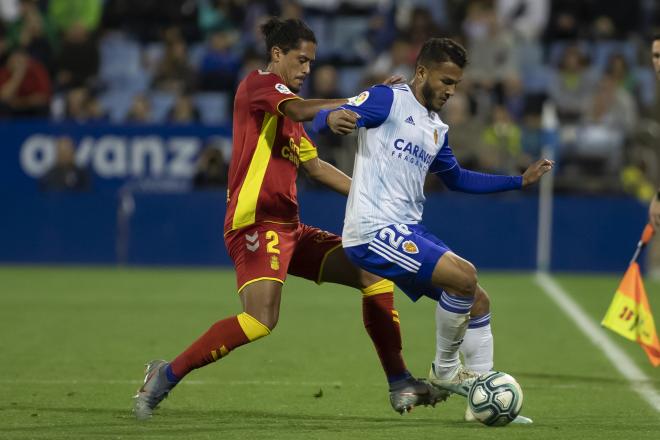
[467,371,523,427]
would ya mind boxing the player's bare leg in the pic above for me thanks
[134,281,278,420]
[427,251,480,396]
[319,248,447,413]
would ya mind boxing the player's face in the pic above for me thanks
[653,40,660,80]
[418,62,463,112]
[271,40,316,93]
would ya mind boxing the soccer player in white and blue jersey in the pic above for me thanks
[313,38,552,422]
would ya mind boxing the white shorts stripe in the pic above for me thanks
[368,245,419,273]
[370,238,421,268]
[369,240,421,270]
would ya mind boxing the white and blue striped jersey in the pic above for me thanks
[314,84,458,247]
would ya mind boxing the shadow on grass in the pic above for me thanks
[0,406,482,436]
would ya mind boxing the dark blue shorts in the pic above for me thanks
[344,224,451,302]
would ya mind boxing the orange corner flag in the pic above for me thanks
[602,262,660,366]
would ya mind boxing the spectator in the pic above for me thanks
[198,0,243,37]
[55,22,99,91]
[64,86,106,122]
[571,74,638,174]
[463,0,518,92]
[548,44,596,123]
[495,0,549,41]
[367,37,414,84]
[479,105,522,174]
[439,90,485,168]
[126,94,151,123]
[495,74,526,123]
[168,94,199,124]
[0,49,51,117]
[198,29,241,91]
[39,136,91,191]
[582,74,637,136]
[151,28,195,94]
[48,0,102,34]
[544,0,591,41]
[7,0,55,67]
[193,145,227,189]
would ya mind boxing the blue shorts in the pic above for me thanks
[344,224,451,302]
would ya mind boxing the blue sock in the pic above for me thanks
[165,363,180,383]
[387,370,412,386]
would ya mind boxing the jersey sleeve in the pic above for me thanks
[431,137,523,193]
[429,135,458,174]
[248,72,301,115]
[299,129,318,163]
[312,85,394,134]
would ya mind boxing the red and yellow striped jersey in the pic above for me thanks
[224,70,318,234]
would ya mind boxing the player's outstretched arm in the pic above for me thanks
[301,157,351,196]
[521,158,554,187]
[280,98,349,122]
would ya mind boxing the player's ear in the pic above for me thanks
[415,64,427,82]
[271,46,282,63]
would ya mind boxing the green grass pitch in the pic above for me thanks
[1,266,659,439]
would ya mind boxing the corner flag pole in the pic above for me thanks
[630,224,655,266]
[536,101,559,273]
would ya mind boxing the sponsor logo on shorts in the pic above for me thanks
[347,91,369,106]
[270,255,280,270]
[275,83,294,95]
[402,240,419,254]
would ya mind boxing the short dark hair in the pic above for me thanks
[260,17,316,60]
[415,38,467,69]
[653,34,660,43]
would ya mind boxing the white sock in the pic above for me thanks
[460,314,493,374]
[433,291,474,379]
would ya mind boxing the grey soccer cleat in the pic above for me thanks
[428,363,479,397]
[133,359,176,420]
[389,377,450,414]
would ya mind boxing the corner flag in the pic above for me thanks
[601,225,660,366]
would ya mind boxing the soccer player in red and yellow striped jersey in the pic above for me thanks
[133,18,445,420]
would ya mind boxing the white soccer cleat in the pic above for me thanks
[428,363,479,397]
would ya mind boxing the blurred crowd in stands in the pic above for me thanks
[4,0,660,197]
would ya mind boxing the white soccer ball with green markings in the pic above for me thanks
[468,371,523,426]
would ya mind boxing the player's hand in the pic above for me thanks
[382,74,406,86]
[649,195,660,231]
[522,158,554,187]
[327,109,360,135]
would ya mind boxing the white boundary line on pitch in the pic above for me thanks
[535,272,660,413]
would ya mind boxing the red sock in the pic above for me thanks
[362,292,408,380]
[169,315,251,379]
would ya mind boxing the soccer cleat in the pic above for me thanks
[428,363,478,397]
[389,377,449,414]
[133,359,176,420]
[464,405,534,424]
[511,414,534,424]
